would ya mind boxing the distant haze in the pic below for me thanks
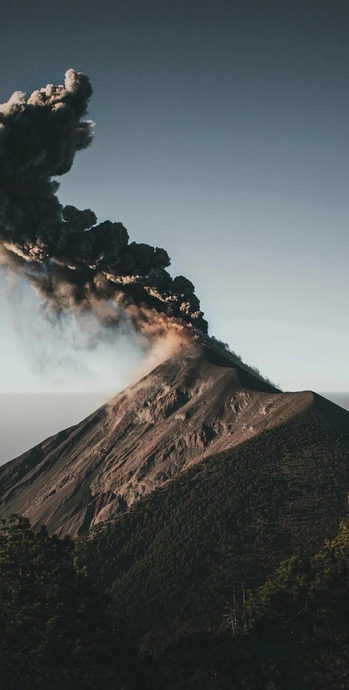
[0,394,104,466]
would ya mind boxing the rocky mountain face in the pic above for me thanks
[0,341,348,537]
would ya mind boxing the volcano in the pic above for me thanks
[0,340,348,537]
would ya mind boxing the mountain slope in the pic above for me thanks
[0,341,348,537]
[78,398,349,645]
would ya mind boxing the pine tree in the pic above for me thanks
[0,515,141,690]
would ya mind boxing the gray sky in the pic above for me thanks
[0,0,348,408]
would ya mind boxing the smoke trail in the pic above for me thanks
[0,70,207,340]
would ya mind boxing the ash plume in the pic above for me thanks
[0,69,207,340]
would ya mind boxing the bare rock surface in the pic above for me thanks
[0,341,347,536]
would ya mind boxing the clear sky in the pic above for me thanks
[0,0,348,409]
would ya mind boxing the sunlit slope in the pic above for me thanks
[0,341,348,537]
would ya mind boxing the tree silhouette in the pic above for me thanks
[0,515,140,690]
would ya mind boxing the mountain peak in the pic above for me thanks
[0,339,347,536]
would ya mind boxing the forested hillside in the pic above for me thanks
[152,518,349,689]
[0,516,141,690]
[78,397,349,648]
[1,513,348,689]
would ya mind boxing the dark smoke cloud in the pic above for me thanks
[0,70,207,338]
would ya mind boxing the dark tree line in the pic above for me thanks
[153,518,349,689]
[0,515,143,690]
[1,514,348,689]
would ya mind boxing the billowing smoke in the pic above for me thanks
[0,69,207,341]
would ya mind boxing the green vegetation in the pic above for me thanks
[153,518,349,689]
[78,406,349,648]
[0,515,142,690]
[1,514,348,688]
[246,518,349,688]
